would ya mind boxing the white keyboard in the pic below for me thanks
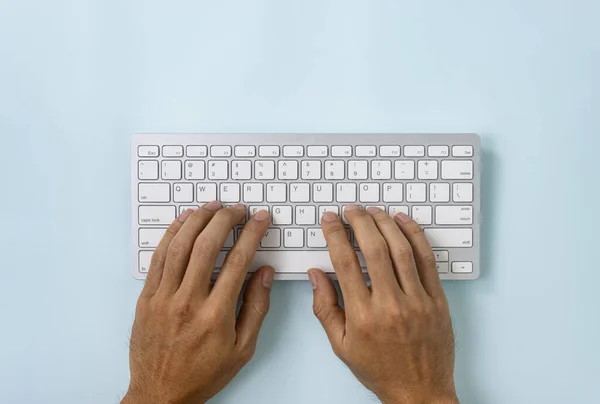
[131,134,480,281]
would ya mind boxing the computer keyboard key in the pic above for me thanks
[272,206,293,225]
[249,206,269,217]
[307,228,327,247]
[425,228,473,248]
[278,161,298,180]
[162,160,182,180]
[139,228,167,248]
[428,145,449,157]
[223,230,235,248]
[174,183,194,203]
[139,183,170,202]
[433,250,449,262]
[337,183,357,203]
[348,160,368,180]
[417,160,438,180]
[290,183,310,202]
[208,161,229,180]
[394,160,415,180]
[441,160,473,180]
[383,183,403,202]
[313,183,334,203]
[139,251,153,273]
[406,183,426,202]
[211,145,232,157]
[259,146,280,157]
[184,160,205,180]
[301,160,322,180]
[163,145,184,157]
[196,183,217,202]
[435,206,473,225]
[318,206,339,224]
[355,145,376,157]
[283,146,304,157]
[325,160,345,180]
[388,205,409,217]
[261,228,281,248]
[138,161,159,180]
[308,145,328,157]
[255,160,275,180]
[243,183,264,203]
[232,161,252,180]
[436,262,449,273]
[296,206,316,225]
[186,145,208,157]
[412,206,432,225]
[284,228,304,247]
[453,183,473,202]
[266,183,287,203]
[235,145,256,157]
[372,160,392,180]
[380,145,400,157]
[331,145,352,157]
[179,205,199,214]
[138,205,176,225]
[452,145,474,157]
[404,145,425,157]
[220,183,240,203]
[138,145,159,157]
[430,183,450,202]
[452,262,473,273]
[359,183,380,203]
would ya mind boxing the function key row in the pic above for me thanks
[138,145,474,158]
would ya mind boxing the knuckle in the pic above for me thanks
[238,345,256,364]
[150,251,166,267]
[193,236,219,257]
[225,249,250,270]
[167,241,188,260]
[406,221,425,236]
[313,303,331,322]
[164,224,180,238]
[421,252,437,270]
[363,240,390,262]
[170,300,195,323]
[390,247,414,266]
[333,251,358,271]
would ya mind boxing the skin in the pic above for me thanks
[122,202,458,404]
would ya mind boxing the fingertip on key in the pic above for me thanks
[253,210,270,222]
[322,211,338,222]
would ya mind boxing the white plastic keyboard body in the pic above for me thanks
[132,134,481,281]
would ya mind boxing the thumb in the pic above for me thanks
[308,268,346,353]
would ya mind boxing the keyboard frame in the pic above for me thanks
[132,133,481,281]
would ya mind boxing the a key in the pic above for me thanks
[139,228,166,248]
[307,228,327,247]
[184,160,205,180]
[394,160,415,180]
[138,205,176,225]
[255,160,275,180]
[380,145,400,157]
[278,160,298,180]
[179,205,199,214]
[138,251,153,273]
[417,160,438,180]
[318,206,339,224]
[430,183,450,202]
[272,206,293,225]
[186,145,207,157]
[348,160,368,180]
[313,183,333,203]
[383,183,403,202]
[210,145,232,157]
[162,160,182,180]
[331,145,352,157]
[139,183,170,202]
[249,206,269,217]
[355,145,376,157]
[433,251,449,262]
[259,145,280,157]
[452,145,473,157]
[220,183,240,203]
[307,145,328,157]
[223,230,234,249]
[453,183,473,202]
[435,206,473,225]
[138,160,159,180]
[232,160,252,180]
[261,228,281,248]
[296,206,316,225]
[428,145,449,157]
[266,183,287,203]
[196,183,217,202]
[388,205,409,217]
[235,145,256,157]
[208,160,228,180]
[406,183,426,202]
[412,206,432,225]
[436,262,449,273]
[284,228,304,247]
[424,228,473,248]
[301,160,322,180]
[359,183,380,203]
[371,160,392,180]
[441,160,473,180]
[138,145,159,157]
[324,160,345,180]
[336,183,357,203]
[243,183,264,203]
[451,262,473,273]
[283,145,304,157]
[162,145,183,157]
[173,183,194,203]
[404,145,425,157]
[290,183,310,202]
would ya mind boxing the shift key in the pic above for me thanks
[139,228,167,248]
[424,228,473,248]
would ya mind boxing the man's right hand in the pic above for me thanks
[308,205,459,404]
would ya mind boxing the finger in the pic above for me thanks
[344,205,400,294]
[174,204,247,298]
[308,268,346,354]
[235,266,275,353]
[366,207,423,296]
[141,209,193,297]
[154,201,222,297]
[394,212,444,298]
[210,210,271,309]
[320,211,370,304]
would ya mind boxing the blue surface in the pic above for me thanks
[1,1,599,403]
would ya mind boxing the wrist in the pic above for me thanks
[380,390,459,404]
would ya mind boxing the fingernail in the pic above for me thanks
[231,203,246,211]
[345,204,360,211]
[366,206,381,215]
[307,270,318,290]
[253,210,269,221]
[261,267,275,289]
[322,211,338,222]
[396,212,412,223]
[178,209,194,222]
[203,200,221,211]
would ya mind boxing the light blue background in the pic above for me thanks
[1,1,598,403]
